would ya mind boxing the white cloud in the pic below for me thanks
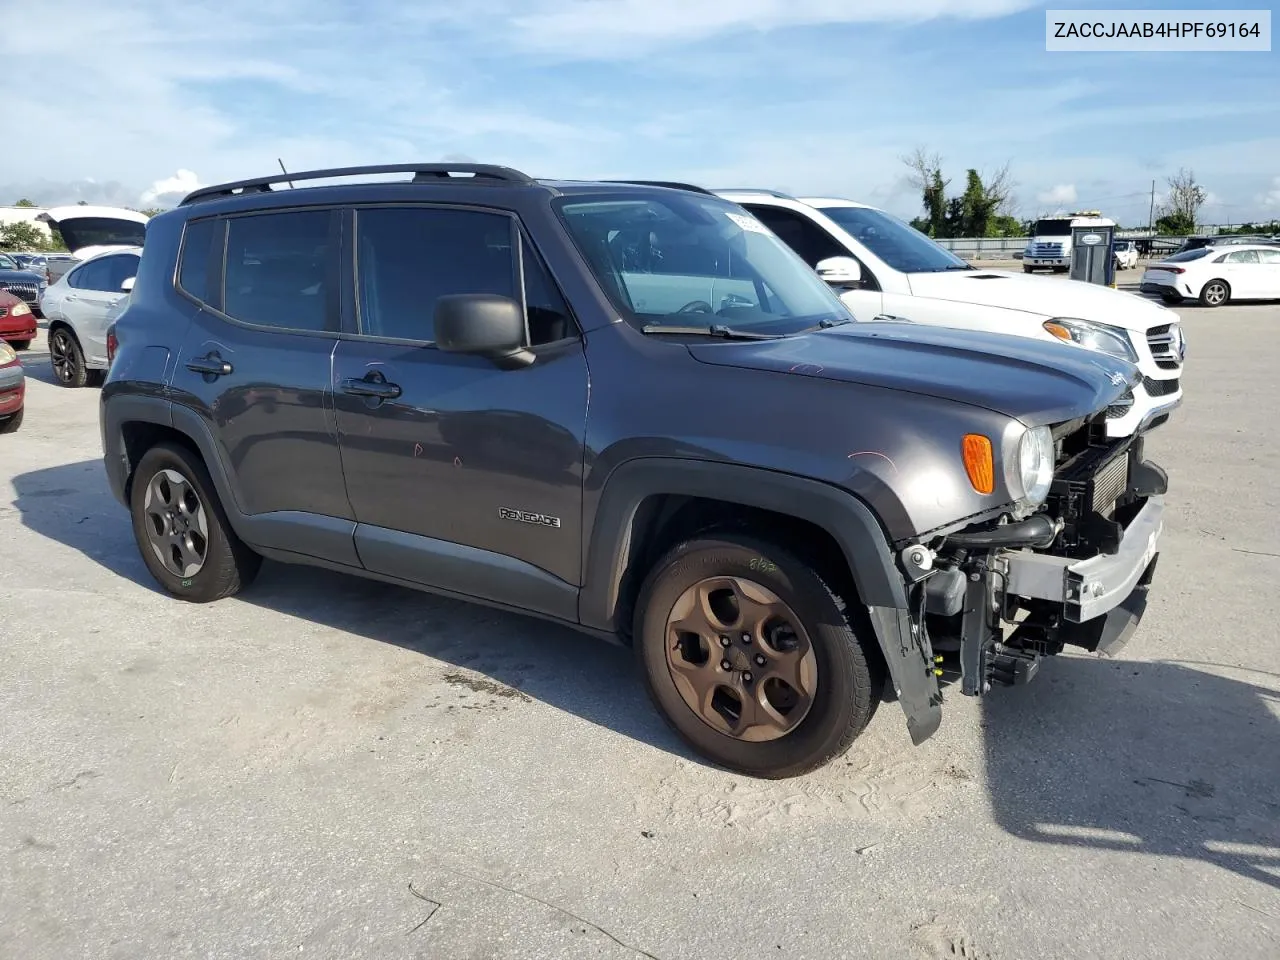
[1037,184,1078,206]
[140,169,204,207]
[1258,177,1280,209]
[508,0,1040,56]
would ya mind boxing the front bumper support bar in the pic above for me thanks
[1004,495,1165,623]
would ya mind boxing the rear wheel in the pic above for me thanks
[9,339,31,351]
[1199,279,1229,307]
[0,407,22,434]
[49,328,88,388]
[129,442,262,602]
[1160,292,1182,305]
[633,533,884,778]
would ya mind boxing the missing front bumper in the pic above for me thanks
[1004,495,1165,623]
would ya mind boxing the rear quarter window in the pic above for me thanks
[177,218,220,304]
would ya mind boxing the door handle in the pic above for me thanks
[341,374,401,400]
[186,353,233,377]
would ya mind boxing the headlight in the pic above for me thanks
[1043,317,1137,362]
[1017,425,1055,506]
[11,302,30,316]
[0,342,17,364]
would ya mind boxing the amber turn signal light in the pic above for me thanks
[962,434,995,494]
[1043,321,1072,343]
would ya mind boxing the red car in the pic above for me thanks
[0,289,37,350]
[0,338,23,433]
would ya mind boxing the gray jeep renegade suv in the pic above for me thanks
[100,164,1170,778]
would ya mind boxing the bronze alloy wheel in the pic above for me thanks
[665,575,818,742]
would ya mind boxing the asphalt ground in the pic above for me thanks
[2,284,1277,960]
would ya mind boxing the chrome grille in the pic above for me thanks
[1031,242,1064,257]
[1091,454,1128,516]
[1146,322,1183,370]
[0,282,39,305]
[1143,375,1180,397]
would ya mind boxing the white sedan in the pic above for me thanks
[1140,244,1280,307]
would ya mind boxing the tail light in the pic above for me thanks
[106,328,118,364]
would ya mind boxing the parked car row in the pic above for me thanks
[93,163,1180,778]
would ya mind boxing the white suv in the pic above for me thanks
[717,190,1184,438]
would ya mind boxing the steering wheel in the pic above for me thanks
[677,300,715,314]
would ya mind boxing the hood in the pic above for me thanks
[36,205,149,256]
[906,268,1175,332]
[0,268,43,283]
[687,321,1138,426]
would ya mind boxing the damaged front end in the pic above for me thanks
[900,411,1167,709]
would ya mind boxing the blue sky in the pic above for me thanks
[10,0,1278,225]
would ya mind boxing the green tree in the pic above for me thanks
[0,221,50,251]
[902,149,1017,238]
[13,198,37,208]
[1155,212,1195,235]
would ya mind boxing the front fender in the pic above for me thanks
[580,457,943,744]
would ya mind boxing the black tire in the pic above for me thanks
[633,533,885,779]
[1199,279,1229,308]
[9,338,31,351]
[1023,265,1034,273]
[1160,292,1182,305]
[0,407,22,434]
[49,327,88,388]
[129,442,262,602]
[87,369,106,387]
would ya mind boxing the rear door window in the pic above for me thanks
[223,209,335,332]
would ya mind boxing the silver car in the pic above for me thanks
[40,247,141,387]
[33,205,148,387]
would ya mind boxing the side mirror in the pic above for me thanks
[120,276,135,292]
[434,293,534,369]
[815,256,862,288]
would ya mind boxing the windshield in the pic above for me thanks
[555,193,851,334]
[0,254,19,270]
[815,205,968,273]
[1033,219,1074,236]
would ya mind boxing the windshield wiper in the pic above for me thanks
[641,323,782,340]
[800,317,855,332]
[940,264,975,271]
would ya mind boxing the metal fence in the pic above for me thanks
[935,233,1256,261]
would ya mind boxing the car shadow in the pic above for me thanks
[982,654,1280,892]
[10,459,694,764]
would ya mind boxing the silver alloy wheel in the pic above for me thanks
[1204,282,1227,305]
[143,468,210,578]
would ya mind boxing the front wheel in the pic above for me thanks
[1199,279,1230,307]
[8,338,31,351]
[49,328,88,388]
[129,442,262,602]
[633,534,884,779]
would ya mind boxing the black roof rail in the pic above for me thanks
[180,163,535,206]
[711,187,795,199]
[601,179,716,196]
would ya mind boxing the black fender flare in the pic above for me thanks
[577,458,942,743]
[101,393,244,525]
